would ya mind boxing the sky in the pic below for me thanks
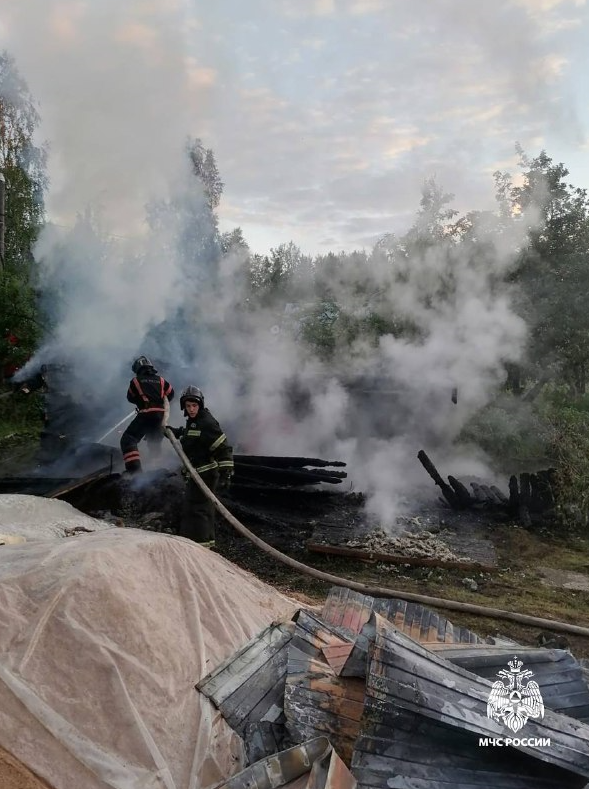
[1,0,588,257]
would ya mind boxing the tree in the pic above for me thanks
[0,53,47,381]
[500,147,589,394]
[246,242,307,307]
[188,138,223,211]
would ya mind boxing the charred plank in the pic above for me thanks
[417,450,459,508]
[235,455,347,469]
[448,475,473,507]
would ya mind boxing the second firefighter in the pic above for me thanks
[169,385,234,544]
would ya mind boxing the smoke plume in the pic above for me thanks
[0,1,537,526]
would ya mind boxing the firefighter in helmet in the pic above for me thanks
[168,385,234,545]
[17,362,90,465]
[120,356,174,473]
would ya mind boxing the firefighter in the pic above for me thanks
[120,356,174,473]
[18,362,89,464]
[168,385,233,545]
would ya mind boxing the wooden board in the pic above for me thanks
[352,614,589,786]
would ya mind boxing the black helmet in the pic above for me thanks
[132,356,153,374]
[180,385,204,412]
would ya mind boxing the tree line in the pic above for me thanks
[2,51,589,402]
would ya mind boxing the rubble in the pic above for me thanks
[198,586,589,788]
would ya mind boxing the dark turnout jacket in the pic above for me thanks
[126,367,174,413]
[170,407,233,475]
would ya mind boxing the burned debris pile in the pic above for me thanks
[234,454,347,487]
[0,450,351,551]
[198,586,589,788]
[418,449,558,527]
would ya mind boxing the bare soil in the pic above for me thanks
[3,433,589,660]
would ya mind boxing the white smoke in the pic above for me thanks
[1,0,215,438]
[207,209,532,525]
[1,1,537,528]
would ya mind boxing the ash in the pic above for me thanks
[346,527,464,562]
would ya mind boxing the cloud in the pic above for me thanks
[186,59,217,88]
[4,0,587,256]
[346,0,386,14]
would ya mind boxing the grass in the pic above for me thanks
[0,390,43,441]
[217,521,589,659]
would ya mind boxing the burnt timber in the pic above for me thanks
[214,736,357,789]
[0,450,348,498]
[351,614,589,788]
[430,644,589,722]
[196,620,295,765]
[284,610,366,765]
[417,449,558,527]
[197,588,589,787]
[321,587,484,646]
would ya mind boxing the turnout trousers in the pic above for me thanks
[120,411,164,472]
[180,469,219,543]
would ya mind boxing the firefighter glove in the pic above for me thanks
[218,469,233,490]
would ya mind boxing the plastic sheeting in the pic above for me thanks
[0,494,116,541]
[0,526,298,789]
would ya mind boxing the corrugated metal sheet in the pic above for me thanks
[351,613,589,788]
[284,610,365,765]
[321,586,484,645]
[431,644,589,723]
[197,620,295,762]
[213,736,357,789]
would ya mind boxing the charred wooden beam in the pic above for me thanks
[490,484,509,504]
[447,475,472,507]
[536,469,556,509]
[417,450,459,509]
[235,463,346,486]
[519,472,532,527]
[469,482,487,503]
[235,455,346,469]
[508,474,519,513]
[478,483,501,505]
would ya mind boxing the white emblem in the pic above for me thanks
[487,656,545,733]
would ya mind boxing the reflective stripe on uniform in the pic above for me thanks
[132,377,149,403]
[209,433,226,451]
[123,451,141,461]
[196,461,218,473]
[217,460,234,469]
[186,429,201,436]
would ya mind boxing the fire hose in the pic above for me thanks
[164,427,589,639]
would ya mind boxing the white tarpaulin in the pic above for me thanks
[0,523,297,789]
[0,494,116,541]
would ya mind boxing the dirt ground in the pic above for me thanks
[3,432,589,660]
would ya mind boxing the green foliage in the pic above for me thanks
[458,396,554,471]
[0,52,46,379]
[460,390,589,530]
[540,400,589,529]
[0,391,43,438]
[496,147,589,393]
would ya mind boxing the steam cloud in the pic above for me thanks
[1,1,539,525]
